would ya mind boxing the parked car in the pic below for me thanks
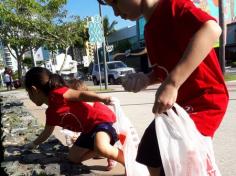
[91,61,135,85]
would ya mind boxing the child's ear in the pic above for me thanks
[31,86,39,93]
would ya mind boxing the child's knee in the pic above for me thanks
[94,131,112,154]
[95,142,110,155]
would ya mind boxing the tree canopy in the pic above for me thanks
[0,0,88,79]
[103,15,117,45]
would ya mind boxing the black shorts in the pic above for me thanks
[74,122,118,150]
[5,82,11,87]
[136,120,165,175]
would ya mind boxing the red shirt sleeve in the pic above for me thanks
[152,65,169,81]
[172,0,216,26]
[171,0,217,50]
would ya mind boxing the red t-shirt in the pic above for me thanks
[145,0,229,136]
[46,87,116,133]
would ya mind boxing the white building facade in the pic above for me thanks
[0,42,18,72]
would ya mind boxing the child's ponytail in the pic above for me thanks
[48,74,66,92]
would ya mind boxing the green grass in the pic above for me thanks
[88,87,113,92]
[224,73,236,81]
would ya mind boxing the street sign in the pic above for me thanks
[106,45,113,53]
[88,15,105,43]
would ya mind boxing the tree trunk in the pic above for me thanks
[59,47,69,75]
[17,56,23,82]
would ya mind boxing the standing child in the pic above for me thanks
[3,67,12,91]
[98,0,229,175]
[24,67,124,170]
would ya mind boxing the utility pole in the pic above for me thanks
[99,3,108,89]
[219,0,226,73]
[30,47,36,67]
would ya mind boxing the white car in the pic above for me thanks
[92,61,135,85]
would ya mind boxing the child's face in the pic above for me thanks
[27,87,46,106]
[104,0,143,20]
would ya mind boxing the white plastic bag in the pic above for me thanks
[60,129,80,147]
[155,103,221,176]
[111,97,150,176]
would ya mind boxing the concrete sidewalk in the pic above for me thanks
[2,80,236,176]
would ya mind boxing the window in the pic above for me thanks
[94,65,98,72]
[107,62,126,69]
[5,53,10,57]
[95,64,105,72]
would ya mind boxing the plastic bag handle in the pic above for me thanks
[155,103,195,144]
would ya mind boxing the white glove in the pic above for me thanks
[23,142,37,150]
[122,72,150,92]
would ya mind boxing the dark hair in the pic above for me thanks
[24,67,66,95]
[97,0,107,5]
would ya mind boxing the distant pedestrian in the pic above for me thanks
[3,67,12,91]
[99,0,229,175]
[23,67,124,171]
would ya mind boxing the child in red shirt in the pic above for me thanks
[24,67,124,170]
[66,78,117,170]
[98,0,228,175]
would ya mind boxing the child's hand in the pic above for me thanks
[122,72,150,92]
[103,97,112,105]
[23,142,37,150]
[153,78,178,114]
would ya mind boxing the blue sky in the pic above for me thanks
[65,0,135,29]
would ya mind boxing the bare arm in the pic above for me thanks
[153,20,221,114]
[33,125,55,146]
[168,20,221,88]
[63,89,111,104]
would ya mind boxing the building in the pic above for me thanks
[85,41,95,62]
[135,0,236,68]
[136,16,146,49]
[226,22,236,63]
[106,24,151,73]
[107,25,138,52]
[0,42,17,72]
[192,0,236,24]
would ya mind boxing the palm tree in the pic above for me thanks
[103,16,118,45]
